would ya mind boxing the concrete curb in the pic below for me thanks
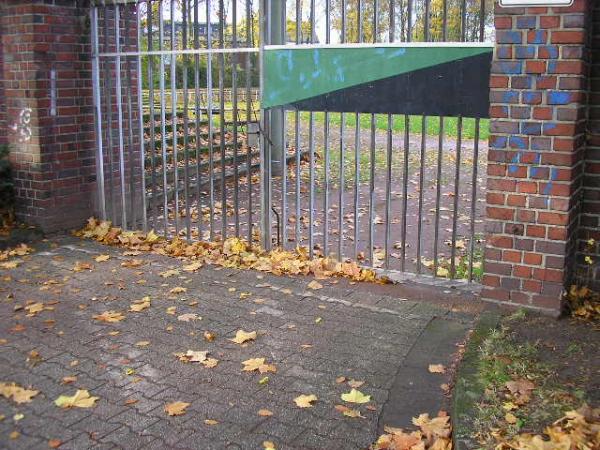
[452,311,503,450]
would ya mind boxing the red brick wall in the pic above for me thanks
[483,0,591,315]
[0,0,96,231]
[577,1,600,287]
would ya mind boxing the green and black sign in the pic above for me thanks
[263,43,493,118]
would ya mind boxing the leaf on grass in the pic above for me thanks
[242,358,277,374]
[505,378,535,405]
[335,404,365,418]
[129,297,151,312]
[505,412,518,424]
[428,364,446,374]
[341,389,371,404]
[54,390,98,408]
[164,401,189,416]
[294,394,317,408]
[93,311,125,323]
[230,330,257,344]
[0,382,39,404]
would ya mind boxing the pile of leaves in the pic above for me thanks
[567,285,600,322]
[496,405,600,450]
[76,218,388,284]
[372,411,452,450]
[0,243,33,268]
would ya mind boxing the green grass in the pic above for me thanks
[299,112,490,140]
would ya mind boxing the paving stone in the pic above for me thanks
[0,236,475,449]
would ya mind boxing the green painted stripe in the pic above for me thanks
[263,45,492,109]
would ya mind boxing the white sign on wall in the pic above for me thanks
[500,0,573,6]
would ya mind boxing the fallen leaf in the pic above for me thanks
[95,254,110,262]
[341,389,371,404]
[242,358,277,374]
[204,419,218,425]
[204,331,216,342]
[348,379,365,389]
[230,330,257,344]
[428,364,446,374]
[61,376,77,385]
[182,261,203,272]
[0,382,39,404]
[308,280,323,290]
[93,311,125,323]
[263,441,276,450]
[335,404,365,418]
[166,306,177,315]
[73,262,93,272]
[54,390,99,408]
[177,313,200,322]
[258,409,273,417]
[169,286,187,295]
[129,297,151,312]
[505,412,518,424]
[175,350,208,363]
[48,438,62,448]
[135,341,150,347]
[294,394,317,408]
[164,401,190,416]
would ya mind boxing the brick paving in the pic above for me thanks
[0,237,473,449]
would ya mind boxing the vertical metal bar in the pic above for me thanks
[123,6,136,228]
[91,7,106,221]
[415,115,426,273]
[400,115,409,270]
[218,0,227,239]
[450,116,463,278]
[357,0,363,42]
[389,0,395,42]
[338,0,346,260]
[442,0,448,41]
[373,0,378,42]
[353,112,360,259]
[246,0,253,245]
[461,0,467,42]
[368,114,375,265]
[479,0,485,42]
[114,5,128,228]
[170,0,179,235]
[103,5,117,223]
[468,118,480,282]
[323,0,331,255]
[207,0,215,240]
[308,0,316,257]
[135,3,147,231]
[182,0,192,239]
[193,0,202,239]
[280,2,287,248]
[259,0,271,250]
[145,3,158,231]
[433,117,444,277]
[384,114,392,269]
[232,0,240,237]
[407,0,413,42]
[158,0,169,235]
[294,0,301,248]
[424,0,430,41]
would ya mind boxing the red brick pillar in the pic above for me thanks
[0,0,95,232]
[483,0,591,315]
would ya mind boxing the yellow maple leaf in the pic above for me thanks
[428,364,446,374]
[94,254,110,262]
[230,330,257,344]
[341,389,371,404]
[294,394,317,408]
[335,404,365,418]
[93,311,125,323]
[242,358,277,374]
[145,229,160,243]
[129,297,151,312]
[164,401,189,416]
[54,390,99,408]
[0,382,39,404]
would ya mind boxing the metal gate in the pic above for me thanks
[90,0,493,282]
